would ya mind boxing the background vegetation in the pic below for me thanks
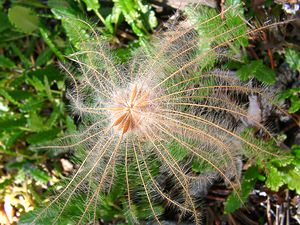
[0,0,299,224]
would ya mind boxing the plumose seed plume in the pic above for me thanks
[24,3,295,225]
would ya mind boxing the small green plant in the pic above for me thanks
[263,145,300,193]
[224,165,262,214]
[0,28,70,225]
[1,1,69,223]
[285,48,300,73]
[224,143,300,214]
[278,87,300,113]
[48,0,157,46]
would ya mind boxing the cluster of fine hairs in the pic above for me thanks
[26,3,294,225]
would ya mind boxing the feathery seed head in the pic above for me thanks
[24,3,298,225]
[108,81,158,135]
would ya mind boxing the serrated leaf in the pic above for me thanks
[8,5,39,34]
[265,166,283,192]
[265,154,300,194]
[10,43,32,68]
[27,76,45,92]
[3,130,24,148]
[45,105,60,128]
[0,89,20,106]
[0,117,26,131]
[48,0,90,47]
[82,0,100,11]
[28,167,51,183]
[35,48,53,67]
[0,55,16,69]
[113,0,157,37]
[66,116,76,132]
[289,95,300,113]
[285,48,300,72]
[224,166,259,214]
[39,27,65,61]
[105,5,123,34]
[48,0,77,18]
[26,128,60,144]
[237,60,275,84]
[286,169,300,194]
[27,112,46,132]
[28,64,65,83]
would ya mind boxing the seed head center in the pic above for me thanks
[110,84,151,135]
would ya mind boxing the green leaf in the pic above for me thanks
[20,98,43,112]
[10,43,32,68]
[61,18,90,48]
[285,48,300,72]
[286,169,300,193]
[27,112,46,132]
[146,8,157,29]
[185,3,248,71]
[66,116,76,132]
[0,178,13,190]
[48,0,78,18]
[28,64,65,83]
[277,88,300,113]
[0,117,26,131]
[168,141,188,161]
[82,0,100,11]
[192,159,214,173]
[39,27,65,61]
[0,11,12,33]
[265,165,284,192]
[264,154,300,194]
[2,130,24,148]
[48,0,90,47]
[8,5,39,34]
[113,0,157,37]
[110,5,122,25]
[27,75,45,92]
[0,0,4,9]
[35,48,53,67]
[26,128,61,144]
[224,166,260,214]
[105,5,122,34]
[292,145,300,158]
[45,105,60,128]
[44,76,53,101]
[0,89,20,106]
[289,95,300,113]
[28,167,51,183]
[237,60,276,84]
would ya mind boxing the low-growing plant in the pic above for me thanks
[17,1,300,224]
